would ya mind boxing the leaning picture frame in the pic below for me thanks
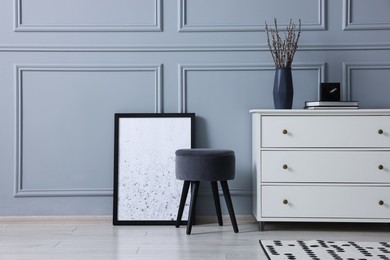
[113,113,195,225]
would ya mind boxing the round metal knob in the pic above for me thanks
[378,129,384,134]
[283,164,288,170]
[282,129,288,135]
[379,200,384,206]
[379,165,384,170]
[283,199,288,205]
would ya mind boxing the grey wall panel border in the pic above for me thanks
[178,63,325,112]
[342,62,390,101]
[3,43,390,52]
[14,64,163,197]
[298,43,390,51]
[178,0,326,32]
[342,0,390,31]
[14,0,162,32]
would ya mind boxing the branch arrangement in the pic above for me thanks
[265,18,301,68]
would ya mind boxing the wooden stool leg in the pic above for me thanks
[220,181,239,233]
[176,181,190,228]
[211,181,223,226]
[186,181,200,235]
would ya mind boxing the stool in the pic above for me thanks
[175,149,239,235]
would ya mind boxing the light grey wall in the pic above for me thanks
[1,0,390,216]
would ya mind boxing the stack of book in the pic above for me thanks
[304,101,359,110]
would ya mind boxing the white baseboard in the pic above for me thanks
[0,215,112,223]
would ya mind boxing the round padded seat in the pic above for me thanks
[175,149,235,181]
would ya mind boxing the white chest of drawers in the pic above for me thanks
[251,109,390,230]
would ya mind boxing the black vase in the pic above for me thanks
[273,67,293,109]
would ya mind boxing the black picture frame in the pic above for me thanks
[113,113,195,225]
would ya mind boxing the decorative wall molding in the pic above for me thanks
[178,0,326,32]
[342,62,390,101]
[342,0,390,31]
[3,43,390,52]
[178,63,325,112]
[14,64,162,197]
[14,0,162,32]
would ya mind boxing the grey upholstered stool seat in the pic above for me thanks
[175,148,239,235]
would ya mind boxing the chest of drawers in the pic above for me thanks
[250,109,390,230]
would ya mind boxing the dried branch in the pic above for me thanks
[265,18,301,68]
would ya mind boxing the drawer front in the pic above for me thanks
[261,151,390,183]
[262,186,390,219]
[261,116,390,148]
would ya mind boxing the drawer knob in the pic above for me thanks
[379,200,384,206]
[378,129,384,134]
[379,165,384,170]
[283,199,288,205]
[282,129,288,135]
[283,164,288,170]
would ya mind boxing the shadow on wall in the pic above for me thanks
[194,116,210,149]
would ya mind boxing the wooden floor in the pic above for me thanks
[1,216,390,260]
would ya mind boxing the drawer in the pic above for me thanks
[261,185,390,219]
[261,116,390,148]
[261,151,390,183]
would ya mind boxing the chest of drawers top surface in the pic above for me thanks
[250,109,390,115]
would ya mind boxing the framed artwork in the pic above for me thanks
[113,113,195,225]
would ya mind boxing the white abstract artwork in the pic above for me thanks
[114,114,193,223]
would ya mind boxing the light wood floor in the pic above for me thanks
[1,216,390,260]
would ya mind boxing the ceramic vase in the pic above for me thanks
[273,67,293,109]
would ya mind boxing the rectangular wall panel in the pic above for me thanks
[179,0,325,31]
[179,63,325,192]
[15,65,161,197]
[15,0,162,31]
[343,0,390,30]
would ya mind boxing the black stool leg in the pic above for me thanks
[186,181,200,235]
[176,181,191,228]
[220,181,239,233]
[211,181,223,226]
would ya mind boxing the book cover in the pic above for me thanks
[305,101,358,107]
[304,106,359,110]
